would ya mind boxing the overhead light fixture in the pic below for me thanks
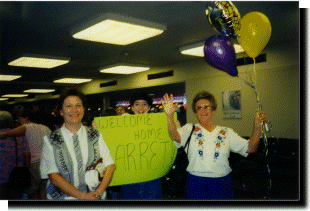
[180,41,205,57]
[8,54,70,68]
[23,89,55,93]
[53,78,92,84]
[2,94,28,98]
[233,44,244,54]
[100,64,150,74]
[0,75,22,81]
[72,13,166,45]
[180,42,244,57]
[0,98,9,101]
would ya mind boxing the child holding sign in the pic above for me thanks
[119,91,162,200]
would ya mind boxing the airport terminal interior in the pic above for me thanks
[0,1,301,202]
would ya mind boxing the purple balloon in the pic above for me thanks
[204,35,238,76]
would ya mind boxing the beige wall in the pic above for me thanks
[185,64,299,139]
[11,41,298,139]
[79,41,299,139]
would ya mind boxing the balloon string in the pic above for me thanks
[238,76,271,198]
[242,56,260,111]
[238,75,271,199]
[253,58,257,85]
[240,57,271,199]
[237,75,261,111]
[263,131,271,199]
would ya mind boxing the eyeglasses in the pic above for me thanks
[196,106,213,111]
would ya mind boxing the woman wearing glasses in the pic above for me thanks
[162,91,266,200]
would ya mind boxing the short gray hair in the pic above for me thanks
[192,91,217,113]
[0,111,14,129]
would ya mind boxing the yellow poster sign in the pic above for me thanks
[94,113,177,186]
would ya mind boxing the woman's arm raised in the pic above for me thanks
[247,111,266,153]
[162,93,181,143]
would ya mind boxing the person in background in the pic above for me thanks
[102,107,117,117]
[51,105,64,129]
[120,91,162,200]
[0,111,30,200]
[162,91,266,200]
[32,102,57,131]
[115,106,129,116]
[40,87,115,200]
[12,104,24,127]
[0,109,52,199]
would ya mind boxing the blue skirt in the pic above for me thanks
[120,179,162,200]
[186,173,233,200]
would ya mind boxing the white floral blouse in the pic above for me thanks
[176,123,249,178]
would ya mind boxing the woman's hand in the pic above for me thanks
[92,120,97,130]
[80,192,101,200]
[161,93,179,117]
[49,173,101,200]
[92,189,104,200]
[254,111,266,128]
[162,93,181,143]
[247,111,267,153]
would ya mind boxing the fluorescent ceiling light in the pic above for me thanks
[2,94,28,98]
[0,75,22,81]
[233,44,244,54]
[180,41,205,57]
[100,64,150,74]
[8,54,70,68]
[72,13,166,45]
[23,89,55,93]
[180,42,244,57]
[53,78,92,84]
[0,98,9,101]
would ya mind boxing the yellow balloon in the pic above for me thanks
[238,12,272,58]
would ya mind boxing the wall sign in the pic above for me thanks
[222,90,241,119]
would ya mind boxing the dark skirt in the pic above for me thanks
[186,173,233,200]
[120,179,162,200]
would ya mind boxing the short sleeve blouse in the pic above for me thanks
[176,123,249,177]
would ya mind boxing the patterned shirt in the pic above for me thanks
[40,124,114,199]
[0,129,29,184]
[176,123,249,177]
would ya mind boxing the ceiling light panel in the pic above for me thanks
[23,89,55,93]
[100,65,150,74]
[181,46,204,57]
[233,44,244,54]
[8,54,70,68]
[0,98,9,101]
[180,42,244,57]
[72,13,166,45]
[2,94,28,98]
[180,41,205,57]
[0,75,22,81]
[53,78,92,84]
